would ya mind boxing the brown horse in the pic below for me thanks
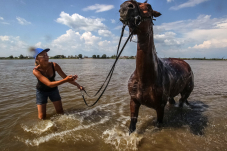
[119,0,194,134]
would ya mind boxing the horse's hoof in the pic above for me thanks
[185,100,190,106]
[129,127,136,135]
[179,103,183,108]
[129,118,137,135]
[156,122,163,128]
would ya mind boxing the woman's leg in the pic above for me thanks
[37,104,47,119]
[53,100,64,114]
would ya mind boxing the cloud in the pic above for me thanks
[47,29,119,56]
[35,42,42,48]
[98,30,113,37]
[156,15,227,32]
[167,0,174,3]
[83,4,114,13]
[0,36,28,57]
[80,32,101,45]
[0,36,9,41]
[191,39,227,49]
[170,0,208,10]
[153,14,227,58]
[56,11,107,31]
[111,19,116,23]
[16,17,31,25]
[0,17,10,25]
[1,22,10,25]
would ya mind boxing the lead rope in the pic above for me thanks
[80,24,126,98]
[80,26,135,107]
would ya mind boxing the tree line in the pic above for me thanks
[1,54,136,59]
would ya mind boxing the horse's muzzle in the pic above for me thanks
[119,2,137,24]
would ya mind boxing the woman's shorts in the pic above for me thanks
[36,88,61,105]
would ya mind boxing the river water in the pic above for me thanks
[0,59,227,151]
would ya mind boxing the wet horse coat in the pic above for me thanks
[119,0,194,133]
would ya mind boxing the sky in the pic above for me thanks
[0,0,227,58]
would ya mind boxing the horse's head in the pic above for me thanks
[119,0,161,34]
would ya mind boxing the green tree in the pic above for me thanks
[92,55,96,58]
[101,54,106,58]
[111,55,116,59]
[129,56,134,59]
[97,55,100,58]
[78,54,82,59]
[19,54,24,59]
[9,55,13,59]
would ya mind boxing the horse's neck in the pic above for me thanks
[135,32,158,85]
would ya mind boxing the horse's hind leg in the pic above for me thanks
[179,78,194,107]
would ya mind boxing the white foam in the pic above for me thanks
[102,127,143,150]
[17,116,109,146]
[21,121,54,135]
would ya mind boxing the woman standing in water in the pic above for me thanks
[32,48,83,119]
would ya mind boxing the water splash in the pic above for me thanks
[102,127,143,150]
[21,120,54,135]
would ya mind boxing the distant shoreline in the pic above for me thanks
[0,58,226,61]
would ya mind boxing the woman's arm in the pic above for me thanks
[53,62,82,89]
[33,69,75,88]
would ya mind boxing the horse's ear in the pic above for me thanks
[153,10,162,17]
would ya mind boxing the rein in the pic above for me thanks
[80,25,135,107]
[80,1,154,107]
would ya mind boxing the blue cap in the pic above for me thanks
[34,48,50,59]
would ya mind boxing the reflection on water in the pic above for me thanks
[0,59,227,150]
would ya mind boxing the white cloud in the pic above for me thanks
[35,42,42,48]
[98,40,111,47]
[153,14,227,58]
[216,21,227,29]
[51,29,81,51]
[0,17,10,25]
[167,0,173,3]
[83,4,114,13]
[80,32,101,45]
[56,11,106,31]
[48,29,118,56]
[0,36,28,57]
[111,19,116,23]
[98,30,112,37]
[170,0,208,10]
[0,36,9,41]
[16,17,31,25]
[157,15,220,32]
[191,39,227,49]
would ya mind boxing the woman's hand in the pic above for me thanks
[78,85,84,90]
[73,74,78,80]
[65,75,76,82]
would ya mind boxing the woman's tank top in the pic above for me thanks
[35,62,57,92]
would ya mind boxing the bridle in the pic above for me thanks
[121,1,155,28]
[80,0,155,107]
[120,1,156,43]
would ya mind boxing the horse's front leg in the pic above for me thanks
[156,102,166,127]
[129,98,141,135]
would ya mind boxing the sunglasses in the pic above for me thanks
[38,55,49,58]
